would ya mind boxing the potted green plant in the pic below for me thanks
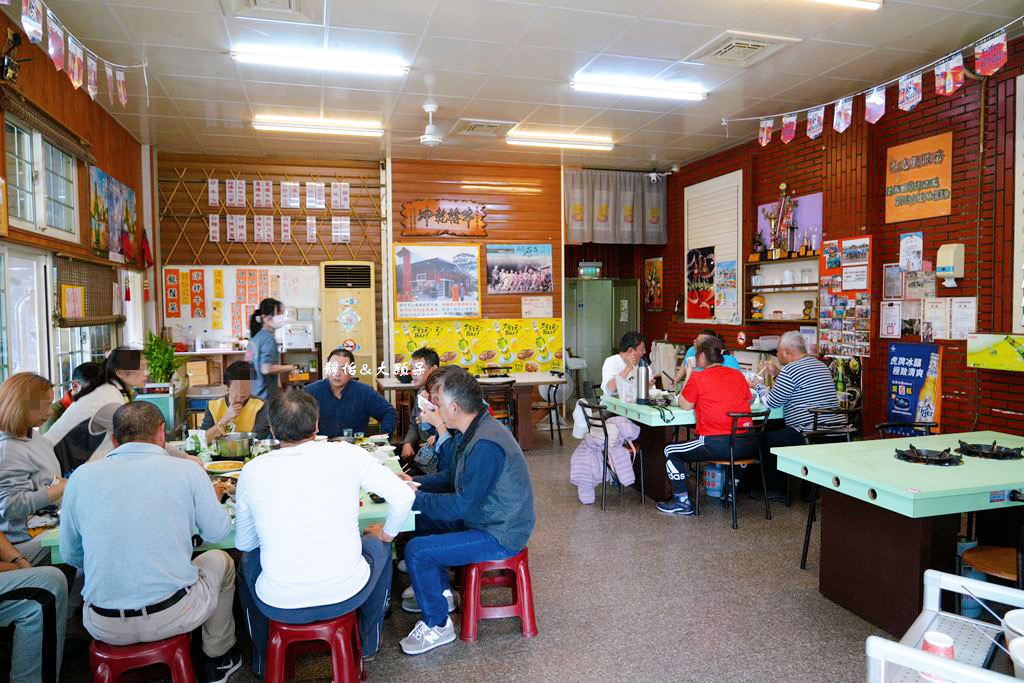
[141,332,184,394]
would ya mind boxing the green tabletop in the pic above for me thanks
[40,457,417,564]
[601,395,783,427]
[773,431,1024,518]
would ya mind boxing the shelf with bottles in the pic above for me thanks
[746,258,819,324]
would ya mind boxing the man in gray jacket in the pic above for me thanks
[398,367,536,655]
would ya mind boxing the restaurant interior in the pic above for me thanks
[0,0,1024,680]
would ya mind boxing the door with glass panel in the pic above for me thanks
[3,248,50,378]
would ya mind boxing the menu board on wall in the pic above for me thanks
[394,318,563,374]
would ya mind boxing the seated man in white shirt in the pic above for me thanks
[600,331,646,398]
[235,389,415,674]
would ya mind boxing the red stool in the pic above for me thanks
[459,547,538,642]
[90,633,193,683]
[265,612,363,683]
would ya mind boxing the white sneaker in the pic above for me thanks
[397,559,408,573]
[401,585,415,600]
[401,588,455,614]
[400,617,456,655]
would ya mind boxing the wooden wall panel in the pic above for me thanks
[158,154,382,267]
[389,159,562,319]
[157,154,385,358]
[0,11,141,265]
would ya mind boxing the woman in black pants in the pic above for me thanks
[657,336,757,516]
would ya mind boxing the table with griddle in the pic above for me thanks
[600,395,784,501]
[773,431,1024,635]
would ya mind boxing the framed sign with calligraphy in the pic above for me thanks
[400,199,487,237]
[885,132,952,224]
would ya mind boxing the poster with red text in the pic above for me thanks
[280,216,291,243]
[164,270,180,318]
[189,269,206,318]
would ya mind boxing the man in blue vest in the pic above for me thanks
[398,366,536,655]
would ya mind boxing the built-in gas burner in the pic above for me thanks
[955,440,1024,460]
[894,444,962,466]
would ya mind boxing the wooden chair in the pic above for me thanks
[798,407,861,570]
[961,527,1024,590]
[875,421,938,438]
[577,400,644,510]
[693,410,771,530]
[482,380,517,437]
[532,372,564,446]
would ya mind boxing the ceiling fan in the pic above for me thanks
[418,102,443,147]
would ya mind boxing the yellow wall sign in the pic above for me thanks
[885,132,952,224]
[394,318,563,375]
[967,334,1024,372]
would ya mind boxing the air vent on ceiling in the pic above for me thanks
[246,0,297,9]
[450,118,516,138]
[688,30,801,68]
[230,0,316,21]
[323,264,372,289]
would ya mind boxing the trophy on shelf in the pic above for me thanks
[760,183,799,261]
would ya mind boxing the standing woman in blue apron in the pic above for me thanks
[247,298,297,402]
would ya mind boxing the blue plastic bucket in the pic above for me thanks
[703,465,725,498]
[957,539,984,618]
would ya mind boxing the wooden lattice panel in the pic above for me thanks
[157,155,383,268]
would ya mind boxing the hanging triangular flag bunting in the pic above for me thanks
[780,114,797,144]
[115,70,128,107]
[86,56,98,99]
[758,118,774,147]
[833,98,852,134]
[22,0,43,43]
[46,11,64,71]
[898,72,922,112]
[807,106,824,139]
[67,37,84,90]
[934,54,964,96]
[974,31,1007,76]
[864,87,885,124]
[105,63,115,105]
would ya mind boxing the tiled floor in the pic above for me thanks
[61,432,886,682]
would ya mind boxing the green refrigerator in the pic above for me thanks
[565,278,640,393]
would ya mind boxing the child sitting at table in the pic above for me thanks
[657,336,755,517]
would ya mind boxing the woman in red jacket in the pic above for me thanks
[657,336,756,516]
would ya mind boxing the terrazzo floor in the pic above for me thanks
[59,431,888,682]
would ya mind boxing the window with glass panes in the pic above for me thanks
[4,120,34,223]
[43,142,75,234]
[55,325,115,394]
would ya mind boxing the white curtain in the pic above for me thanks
[564,169,667,245]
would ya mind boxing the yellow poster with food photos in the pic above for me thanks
[393,318,563,375]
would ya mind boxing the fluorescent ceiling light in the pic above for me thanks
[806,0,881,9]
[231,44,408,76]
[570,77,707,101]
[505,130,614,151]
[252,114,384,137]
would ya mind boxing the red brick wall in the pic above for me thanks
[643,35,1024,435]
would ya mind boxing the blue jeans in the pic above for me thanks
[0,566,67,682]
[238,537,392,674]
[405,529,516,627]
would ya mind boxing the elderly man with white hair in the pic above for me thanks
[748,330,841,500]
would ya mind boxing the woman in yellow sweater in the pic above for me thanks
[202,361,271,441]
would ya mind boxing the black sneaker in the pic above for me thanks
[200,647,242,683]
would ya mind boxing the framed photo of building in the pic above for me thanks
[394,243,482,320]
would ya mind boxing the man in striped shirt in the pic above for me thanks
[749,331,841,499]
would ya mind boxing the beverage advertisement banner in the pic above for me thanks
[886,343,942,432]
